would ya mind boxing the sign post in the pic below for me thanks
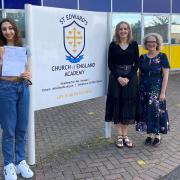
[25,4,36,165]
[25,4,108,164]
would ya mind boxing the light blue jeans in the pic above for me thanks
[0,80,29,166]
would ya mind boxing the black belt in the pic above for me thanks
[115,65,132,71]
[114,65,132,76]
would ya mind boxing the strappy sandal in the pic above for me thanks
[123,136,133,148]
[116,135,124,148]
[152,138,161,147]
[145,137,152,145]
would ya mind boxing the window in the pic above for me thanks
[0,11,3,21]
[171,15,180,44]
[144,15,169,43]
[112,13,141,44]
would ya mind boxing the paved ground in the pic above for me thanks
[0,73,180,180]
[160,165,180,180]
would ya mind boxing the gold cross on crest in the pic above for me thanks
[66,27,83,53]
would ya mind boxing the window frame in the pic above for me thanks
[142,13,170,44]
[171,14,180,45]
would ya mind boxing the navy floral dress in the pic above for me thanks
[136,53,170,134]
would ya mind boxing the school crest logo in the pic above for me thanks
[63,21,85,63]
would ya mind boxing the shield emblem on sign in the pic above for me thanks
[63,21,85,59]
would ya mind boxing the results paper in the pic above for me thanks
[2,46,27,76]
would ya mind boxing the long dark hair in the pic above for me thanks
[0,18,23,46]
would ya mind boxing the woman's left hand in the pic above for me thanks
[124,78,129,85]
[0,47,4,64]
[20,71,31,80]
[159,93,166,101]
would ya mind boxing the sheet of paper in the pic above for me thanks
[2,46,27,76]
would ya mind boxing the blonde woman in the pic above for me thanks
[105,21,139,148]
[137,33,170,146]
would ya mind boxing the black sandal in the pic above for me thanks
[116,136,124,148]
[152,138,161,147]
[123,136,133,148]
[145,137,152,145]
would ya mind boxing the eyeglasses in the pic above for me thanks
[146,41,157,44]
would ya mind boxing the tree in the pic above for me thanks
[152,16,169,25]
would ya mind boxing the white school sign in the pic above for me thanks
[26,5,108,110]
[25,5,109,164]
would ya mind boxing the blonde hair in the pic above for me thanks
[113,21,133,44]
[143,33,163,51]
